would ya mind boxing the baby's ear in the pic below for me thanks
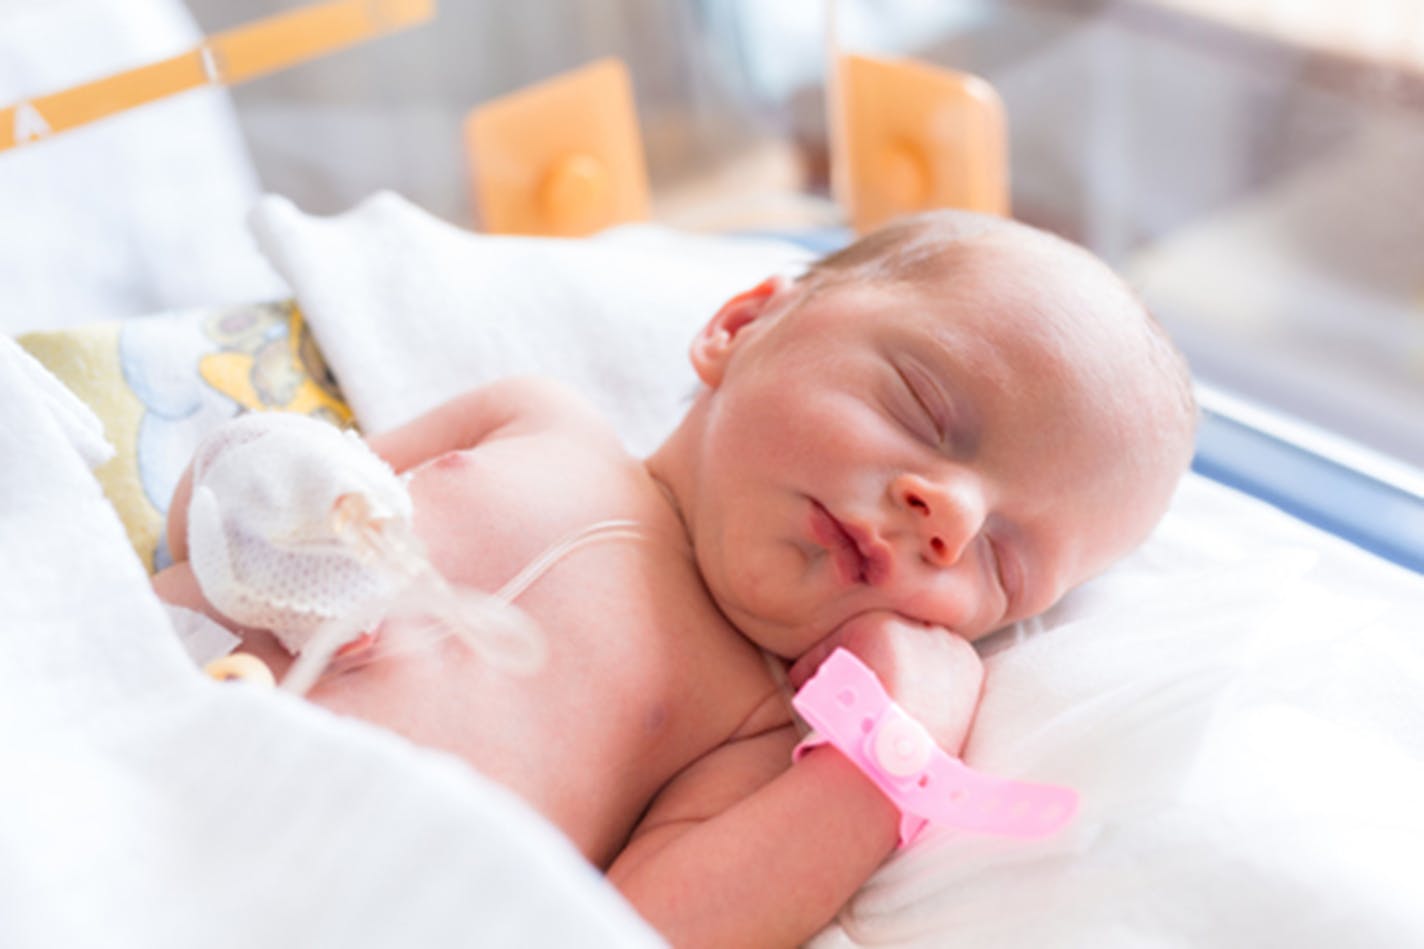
[689,276,792,387]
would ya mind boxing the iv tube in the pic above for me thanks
[279,518,661,695]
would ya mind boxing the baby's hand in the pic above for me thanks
[789,612,984,755]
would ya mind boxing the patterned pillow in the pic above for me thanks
[18,300,352,573]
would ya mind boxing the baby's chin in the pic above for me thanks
[706,592,826,663]
[726,610,811,662]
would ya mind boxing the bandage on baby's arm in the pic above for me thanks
[792,648,1077,847]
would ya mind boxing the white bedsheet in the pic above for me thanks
[0,334,662,948]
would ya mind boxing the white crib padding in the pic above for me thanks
[0,334,662,948]
[249,191,813,456]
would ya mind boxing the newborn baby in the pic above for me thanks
[154,209,1196,947]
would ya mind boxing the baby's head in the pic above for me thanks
[648,211,1196,660]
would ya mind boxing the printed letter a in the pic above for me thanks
[14,102,51,142]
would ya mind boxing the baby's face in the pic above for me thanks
[683,236,1189,660]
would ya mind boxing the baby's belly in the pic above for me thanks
[307,614,688,866]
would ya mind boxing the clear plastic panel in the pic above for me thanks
[123,1,1424,471]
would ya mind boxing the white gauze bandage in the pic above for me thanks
[185,412,416,654]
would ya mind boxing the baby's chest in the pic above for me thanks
[404,434,777,737]
[405,435,639,590]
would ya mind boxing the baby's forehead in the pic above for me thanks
[804,226,1145,362]
[936,238,1142,338]
[911,259,1169,416]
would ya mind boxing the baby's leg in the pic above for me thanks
[151,458,213,623]
[164,461,196,564]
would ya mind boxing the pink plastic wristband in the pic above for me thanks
[791,648,1078,847]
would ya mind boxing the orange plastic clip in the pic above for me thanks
[831,53,1009,233]
[464,58,650,237]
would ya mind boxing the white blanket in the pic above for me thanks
[250,193,1424,948]
[249,191,813,455]
[0,334,661,948]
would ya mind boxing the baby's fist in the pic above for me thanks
[790,612,984,755]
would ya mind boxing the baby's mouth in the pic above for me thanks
[809,500,882,586]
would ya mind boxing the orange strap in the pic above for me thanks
[0,0,434,153]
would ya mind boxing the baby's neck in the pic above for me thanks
[642,393,711,551]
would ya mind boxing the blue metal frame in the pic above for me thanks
[1192,407,1424,574]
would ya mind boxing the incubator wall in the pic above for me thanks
[177,0,1424,481]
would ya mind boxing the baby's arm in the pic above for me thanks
[609,725,899,947]
[364,376,599,473]
[162,377,589,561]
[609,614,983,949]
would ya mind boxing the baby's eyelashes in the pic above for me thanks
[895,365,945,447]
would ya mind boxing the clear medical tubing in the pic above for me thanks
[280,517,660,695]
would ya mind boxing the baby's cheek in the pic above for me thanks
[720,532,810,611]
[800,424,900,494]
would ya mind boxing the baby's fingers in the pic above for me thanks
[787,630,846,690]
[787,610,929,689]
[787,610,899,688]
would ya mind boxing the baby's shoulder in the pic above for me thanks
[484,376,621,446]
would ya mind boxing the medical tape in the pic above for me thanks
[0,0,435,153]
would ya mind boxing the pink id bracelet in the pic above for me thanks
[791,647,1078,847]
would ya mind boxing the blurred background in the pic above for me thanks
[176,0,1424,477]
[4,0,1421,488]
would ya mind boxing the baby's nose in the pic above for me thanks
[892,471,986,567]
